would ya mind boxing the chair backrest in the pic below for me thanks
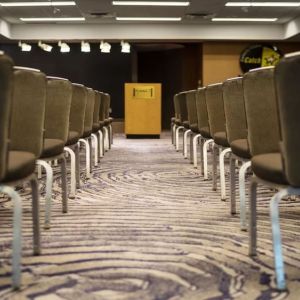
[196,87,210,131]
[9,67,46,158]
[101,93,110,120]
[0,53,14,181]
[178,92,188,123]
[275,52,300,186]
[69,83,87,136]
[205,83,226,137]
[83,88,95,134]
[99,92,105,122]
[223,77,248,144]
[186,90,198,126]
[93,90,101,126]
[173,94,180,120]
[45,77,72,143]
[243,67,281,156]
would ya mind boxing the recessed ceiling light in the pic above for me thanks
[116,17,182,21]
[20,17,85,22]
[112,1,190,6]
[0,1,76,6]
[225,2,300,7]
[212,17,278,22]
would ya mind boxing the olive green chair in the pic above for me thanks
[66,83,87,189]
[243,67,283,281]
[172,93,180,147]
[222,77,251,229]
[78,87,95,178]
[175,92,188,152]
[37,76,72,229]
[6,65,46,288]
[183,90,198,163]
[269,51,300,290]
[91,90,101,163]
[193,87,213,179]
[205,83,231,196]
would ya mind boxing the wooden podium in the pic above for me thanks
[125,83,161,137]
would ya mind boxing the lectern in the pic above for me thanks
[125,83,161,137]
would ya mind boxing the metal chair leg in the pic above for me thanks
[36,160,53,230]
[183,129,191,158]
[220,148,232,201]
[193,134,201,168]
[229,155,236,215]
[30,177,40,256]
[212,144,218,191]
[203,139,214,180]
[64,147,76,199]
[91,133,98,167]
[98,130,104,158]
[79,138,91,179]
[75,143,81,189]
[60,156,68,213]
[249,178,258,256]
[175,126,184,151]
[239,161,252,231]
[0,185,22,289]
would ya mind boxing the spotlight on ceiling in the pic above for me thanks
[81,41,90,52]
[18,41,31,52]
[100,41,111,53]
[58,41,70,53]
[38,41,53,52]
[121,40,130,53]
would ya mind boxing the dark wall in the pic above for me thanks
[0,43,132,119]
[137,44,201,129]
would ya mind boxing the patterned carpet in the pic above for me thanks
[0,133,300,300]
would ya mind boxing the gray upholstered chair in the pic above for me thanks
[66,83,87,189]
[243,66,283,283]
[171,93,180,147]
[183,90,198,163]
[91,90,102,163]
[37,76,72,228]
[175,92,188,152]
[193,87,213,179]
[222,77,251,229]
[5,65,45,288]
[205,83,230,196]
[268,51,300,290]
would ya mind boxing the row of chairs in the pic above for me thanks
[0,52,113,289]
[171,51,300,290]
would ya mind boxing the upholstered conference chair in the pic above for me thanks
[4,64,43,289]
[243,67,283,287]
[222,77,251,230]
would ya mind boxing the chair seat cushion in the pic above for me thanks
[82,127,92,138]
[230,139,251,159]
[190,123,199,133]
[183,120,190,129]
[213,131,230,147]
[4,151,36,183]
[66,131,80,146]
[252,153,287,185]
[93,123,100,132]
[41,138,64,158]
[199,126,211,139]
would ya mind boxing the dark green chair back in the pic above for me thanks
[9,67,46,158]
[173,94,180,120]
[178,92,188,123]
[275,52,300,186]
[243,67,281,156]
[83,88,95,135]
[196,87,210,131]
[0,53,14,181]
[45,77,72,143]
[99,92,105,123]
[205,83,226,137]
[93,90,101,127]
[69,83,87,137]
[223,77,248,144]
[186,90,198,127]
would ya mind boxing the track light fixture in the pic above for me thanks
[121,40,130,53]
[58,41,70,53]
[18,41,31,52]
[38,41,52,52]
[100,41,111,53]
[81,41,90,52]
